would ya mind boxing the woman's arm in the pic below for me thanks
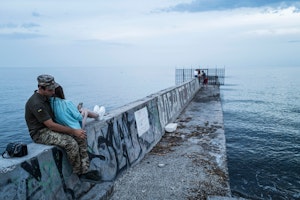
[81,109,89,129]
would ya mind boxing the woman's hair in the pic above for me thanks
[54,85,65,99]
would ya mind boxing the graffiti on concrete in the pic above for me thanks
[87,107,150,181]
[18,148,73,199]
[0,79,200,200]
[21,158,41,181]
[87,99,167,181]
[158,82,197,126]
[86,82,199,182]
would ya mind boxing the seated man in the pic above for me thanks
[25,74,100,182]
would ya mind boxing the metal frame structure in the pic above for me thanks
[175,67,225,86]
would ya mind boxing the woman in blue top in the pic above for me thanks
[50,85,103,129]
[50,85,83,129]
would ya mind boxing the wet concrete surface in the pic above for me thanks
[109,86,234,200]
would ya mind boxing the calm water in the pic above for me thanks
[221,66,300,199]
[0,66,299,199]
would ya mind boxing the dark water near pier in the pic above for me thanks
[221,66,300,199]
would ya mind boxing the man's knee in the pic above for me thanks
[61,137,80,152]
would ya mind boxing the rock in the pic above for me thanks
[158,163,165,167]
[165,123,178,132]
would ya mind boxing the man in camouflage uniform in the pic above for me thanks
[25,74,100,182]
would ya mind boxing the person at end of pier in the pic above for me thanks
[77,102,105,129]
[202,70,208,87]
[25,74,101,183]
[197,69,202,83]
[194,69,199,78]
[194,69,202,84]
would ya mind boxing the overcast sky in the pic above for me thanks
[1,0,300,68]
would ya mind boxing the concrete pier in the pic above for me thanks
[0,79,200,199]
[109,86,231,199]
[0,79,235,199]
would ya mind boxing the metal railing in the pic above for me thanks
[175,68,225,86]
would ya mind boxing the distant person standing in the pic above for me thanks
[194,69,201,83]
[202,70,208,86]
[198,69,202,83]
[201,70,206,79]
[25,74,101,182]
[194,69,199,78]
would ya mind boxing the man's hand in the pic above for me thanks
[44,119,87,139]
[73,129,87,139]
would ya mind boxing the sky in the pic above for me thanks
[0,0,300,69]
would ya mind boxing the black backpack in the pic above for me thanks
[2,143,28,158]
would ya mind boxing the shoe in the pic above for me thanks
[93,105,100,113]
[93,105,105,120]
[79,170,102,183]
[98,106,105,120]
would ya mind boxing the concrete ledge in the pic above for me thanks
[0,79,200,199]
[80,182,114,200]
[109,86,232,199]
[0,143,93,199]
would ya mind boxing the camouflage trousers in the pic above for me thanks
[32,128,90,175]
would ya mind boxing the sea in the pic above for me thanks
[0,66,299,199]
[221,66,300,199]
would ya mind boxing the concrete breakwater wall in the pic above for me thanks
[0,79,200,200]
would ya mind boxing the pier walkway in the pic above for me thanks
[106,86,233,200]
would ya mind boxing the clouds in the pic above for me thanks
[0,0,300,68]
[0,32,44,40]
[166,0,300,12]
[0,23,42,40]
[32,11,41,17]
